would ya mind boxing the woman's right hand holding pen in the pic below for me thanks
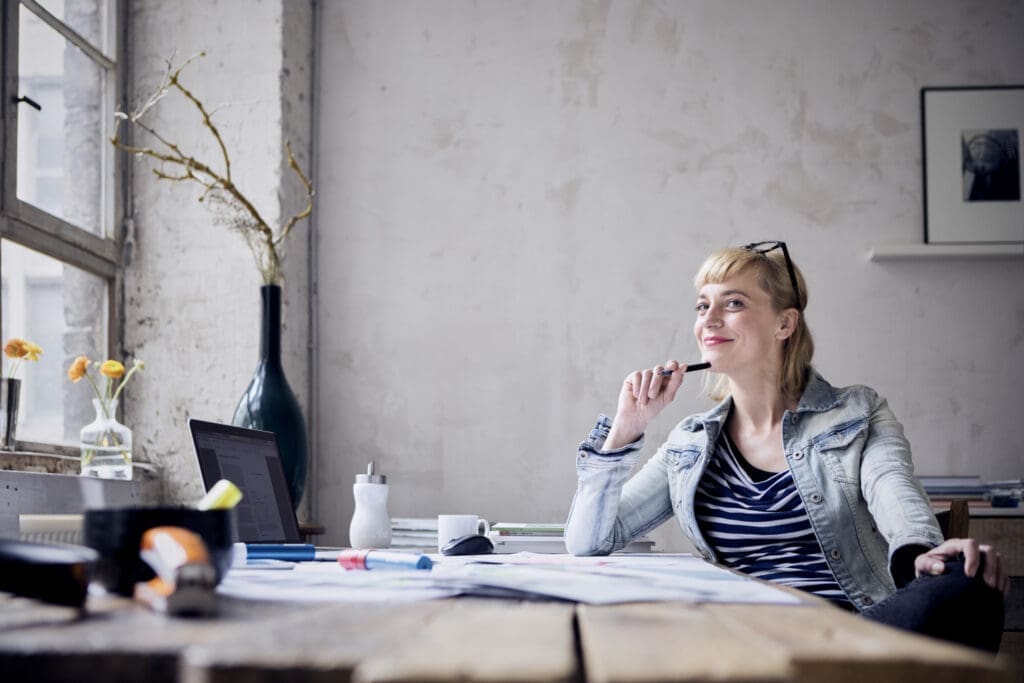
[603,360,687,450]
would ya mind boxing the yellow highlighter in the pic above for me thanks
[197,479,243,511]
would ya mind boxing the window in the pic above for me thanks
[1,0,122,451]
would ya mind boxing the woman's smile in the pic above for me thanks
[702,336,732,346]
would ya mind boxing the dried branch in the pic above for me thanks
[108,53,314,285]
[276,141,315,248]
[167,57,233,183]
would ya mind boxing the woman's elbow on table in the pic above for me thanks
[564,529,613,557]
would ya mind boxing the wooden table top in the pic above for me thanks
[0,589,1012,683]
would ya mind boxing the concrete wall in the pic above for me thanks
[314,0,1024,548]
[124,1,314,510]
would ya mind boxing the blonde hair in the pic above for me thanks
[693,246,814,401]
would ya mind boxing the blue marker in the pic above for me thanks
[241,544,347,562]
[244,544,316,562]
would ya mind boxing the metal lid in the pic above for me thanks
[355,460,386,484]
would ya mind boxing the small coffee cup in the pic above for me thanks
[437,514,490,552]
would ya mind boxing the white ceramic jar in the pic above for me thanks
[349,461,392,549]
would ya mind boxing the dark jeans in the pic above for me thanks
[861,558,1005,653]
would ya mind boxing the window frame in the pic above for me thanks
[0,0,126,455]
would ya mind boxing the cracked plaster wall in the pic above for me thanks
[315,0,1024,548]
[124,0,313,512]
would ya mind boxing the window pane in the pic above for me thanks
[17,4,110,235]
[1,239,108,444]
[26,282,62,419]
[34,0,114,57]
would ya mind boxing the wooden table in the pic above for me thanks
[0,589,1013,682]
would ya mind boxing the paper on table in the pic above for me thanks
[217,562,460,603]
[430,553,802,605]
[217,553,802,605]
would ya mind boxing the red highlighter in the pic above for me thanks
[338,549,433,570]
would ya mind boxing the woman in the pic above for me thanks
[565,241,1007,652]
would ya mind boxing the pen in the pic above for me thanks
[244,543,316,562]
[338,549,433,570]
[660,361,711,376]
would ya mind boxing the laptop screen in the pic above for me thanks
[189,419,302,543]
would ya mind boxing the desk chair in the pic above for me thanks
[934,500,970,539]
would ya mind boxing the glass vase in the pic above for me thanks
[80,398,132,480]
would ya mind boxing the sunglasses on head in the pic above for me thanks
[742,241,802,310]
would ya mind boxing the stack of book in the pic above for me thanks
[918,475,993,500]
[490,522,655,554]
[918,475,1023,507]
[390,517,438,552]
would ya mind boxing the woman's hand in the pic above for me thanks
[603,361,687,450]
[914,538,1009,595]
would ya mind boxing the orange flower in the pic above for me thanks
[69,355,144,411]
[100,360,126,379]
[23,342,42,362]
[68,356,90,382]
[4,337,42,379]
[3,338,28,359]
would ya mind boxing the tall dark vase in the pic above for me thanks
[233,285,308,509]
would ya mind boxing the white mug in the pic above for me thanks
[437,514,491,552]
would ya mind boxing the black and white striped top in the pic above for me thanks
[694,431,852,607]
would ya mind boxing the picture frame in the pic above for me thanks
[921,86,1024,245]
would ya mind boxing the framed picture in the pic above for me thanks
[922,86,1024,244]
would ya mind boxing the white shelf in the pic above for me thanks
[868,243,1024,261]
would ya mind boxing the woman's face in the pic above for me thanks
[692,268,790,374]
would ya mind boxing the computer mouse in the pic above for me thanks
[440,533,494,556]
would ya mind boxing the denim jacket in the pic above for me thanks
[564,370,944,610]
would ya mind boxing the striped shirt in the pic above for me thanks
[694,431,852,607]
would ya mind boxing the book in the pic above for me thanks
[388,529,437,540]
[917,475,984,487]
[492,522,565,536]
[391,517,438,531]
[917,475,990,499]
[490,521,655,554]
[490,536,655,554]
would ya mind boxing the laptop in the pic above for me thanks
[189,418,303,544]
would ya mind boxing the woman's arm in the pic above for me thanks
[860,393,1007,594]
[564,419,677,555]
[859,394,944,560]
[565,361,688,555]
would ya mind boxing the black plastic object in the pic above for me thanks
[441,533,495,556]
[0,539,97,607]
[83,507,237,596]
